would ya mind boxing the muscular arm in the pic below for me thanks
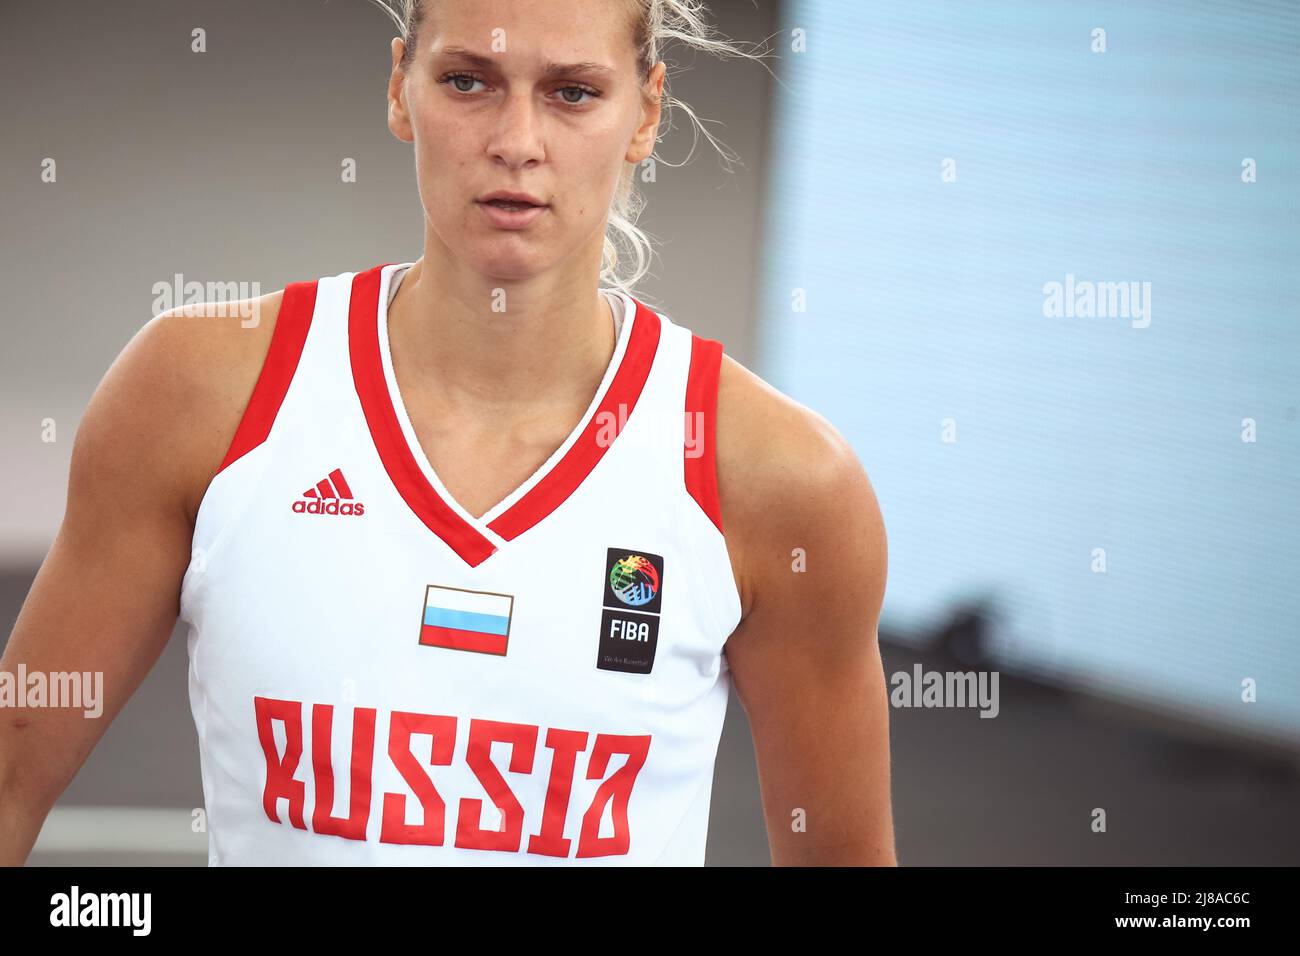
[0,294,280,864]
[717,357,895,866]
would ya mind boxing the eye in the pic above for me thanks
[556,85,601,106]
[439,71,486,94]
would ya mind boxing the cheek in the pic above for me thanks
[559,133,625,214]
[412,123,474,202]
[407,91,466,173]
[413,114,454,165]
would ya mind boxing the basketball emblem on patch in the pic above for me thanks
[604,551,664,613]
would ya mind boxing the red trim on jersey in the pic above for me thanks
[684,334,725,534]
[347,263,661,566]
[348,265,499,568]
[486,298,661,542]
[218,280,319,474]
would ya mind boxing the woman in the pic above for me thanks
[0,0,894,865]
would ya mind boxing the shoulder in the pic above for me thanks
[89,288,288,526]
[713,352,887,623]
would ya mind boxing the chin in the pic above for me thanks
[470,247,553,283]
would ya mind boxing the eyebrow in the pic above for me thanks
[436,45,616,80]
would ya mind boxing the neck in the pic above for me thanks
[386,254,618,425]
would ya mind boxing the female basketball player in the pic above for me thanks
[0,0,893,865]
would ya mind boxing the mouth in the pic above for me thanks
[476,192,549,229]
[478,191,548,211]
[484,199,541,211]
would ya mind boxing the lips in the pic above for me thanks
[486,199,537,211]
[476,192,549,230]
[478,190,547,210]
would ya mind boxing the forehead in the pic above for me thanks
[423,0,637,68]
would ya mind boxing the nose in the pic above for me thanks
[486,89,545,170]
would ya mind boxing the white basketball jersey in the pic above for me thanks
[178,262,741,865]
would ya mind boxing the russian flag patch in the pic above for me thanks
[418,585,514,656]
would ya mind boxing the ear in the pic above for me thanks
[387,37,414,143]
[626,61,666,164]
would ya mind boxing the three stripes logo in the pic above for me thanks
[291,467,366,516]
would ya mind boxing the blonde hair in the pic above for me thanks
[368,0,770,294]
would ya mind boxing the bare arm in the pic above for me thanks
[0,295,278,864]
[718,357,895,866]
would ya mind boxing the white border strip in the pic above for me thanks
[32,807,209,855]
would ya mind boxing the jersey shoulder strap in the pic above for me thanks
[683,331,725,533]
[216,279,321,474]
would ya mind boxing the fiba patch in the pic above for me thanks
[597,549,664,674]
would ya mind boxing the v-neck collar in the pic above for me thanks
[348,262,661,568]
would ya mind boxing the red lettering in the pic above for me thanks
[526,728,588,857]
[577,734,651,858]
[254,696,306,829]
[251,698,652,858]
[455,719,538,852]
[311,703,375,841]
[380,711,456,845]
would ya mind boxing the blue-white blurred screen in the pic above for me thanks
[757,1,1299,742]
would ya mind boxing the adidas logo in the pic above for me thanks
[292,468,366,516]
